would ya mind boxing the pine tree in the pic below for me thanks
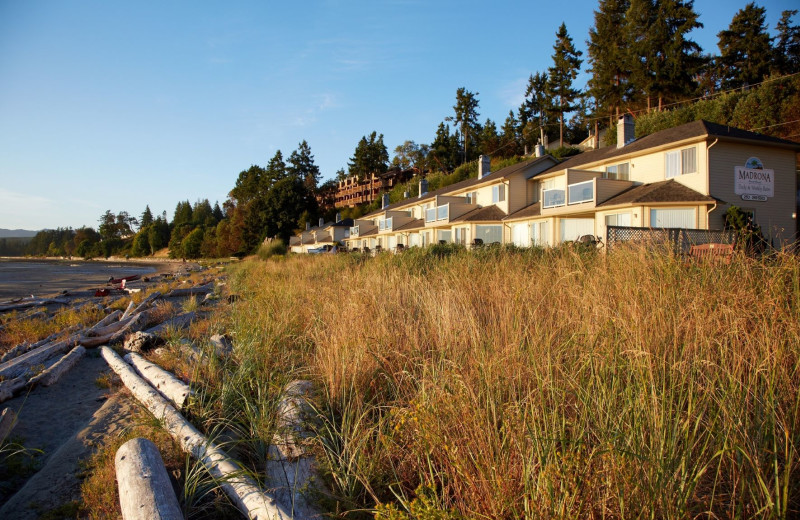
[452,88,480,163]
[774,10,800,75]
[718,2,773,89]
[287,140,320,190]
[265,150,286,185]
[429,123,459,172]
[477,119,500,156]
[519,72,550,149]
[546,23,583,147]
[499,111,522,158]
[587,0,631,121]
[656,0,704,104]
[348,132,389,180]
[140,205,153,228]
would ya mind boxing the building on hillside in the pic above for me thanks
[288,216,354,253]
[334,168,415,208]
[292,117,799,253]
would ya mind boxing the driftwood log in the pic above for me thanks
[123,352,193,409]
[0,337,78,380]
[120,301,136,321]
[163,283,214,299]
[115,437,183,520]
[0,297,70,313]
[0,407,17,444]
[0,377,27,403]
[265,380,323,519]
[101,346,293,520]
[29,345,86,387]
[85,309,123,335]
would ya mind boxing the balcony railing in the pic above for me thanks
[386,217,393,230]
[543,188,566,208]
[437,205,448,221]
[378,220,386,231]
[425,207,436,223]
[568,180,594,205]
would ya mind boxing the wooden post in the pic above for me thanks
[100,346,293,520]
[115,438,183,520]
[124,352,193,409]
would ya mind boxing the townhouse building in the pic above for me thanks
[295,117,799,253]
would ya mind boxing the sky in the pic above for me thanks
[1,0,797,231]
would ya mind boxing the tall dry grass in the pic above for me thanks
[222,246,800,519]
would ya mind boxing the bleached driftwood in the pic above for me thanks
[131,292,162,315]
[0,407,17,444]
[0,297,70,313]
[28,345,86,387]
[144,312,196,336]
[0,377,27,403]
[79,310,156,348]
[0,337,78,380]
[120,301,136,321]
[124,352,193,409]
[164,283,214,299]
[85,310,123,335]
[101,346,293,520]
[115,437,183,520]
[266,380,323,519]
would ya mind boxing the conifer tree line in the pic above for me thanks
[9,1,798,260]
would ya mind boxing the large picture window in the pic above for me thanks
[650,208,696,228]
[560,218,594,243]
[475,225,502,244]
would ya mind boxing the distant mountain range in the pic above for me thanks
[0,229,38,238]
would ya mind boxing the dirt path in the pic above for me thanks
[0,355,134,518]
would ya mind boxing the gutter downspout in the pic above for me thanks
[706,138,719,228]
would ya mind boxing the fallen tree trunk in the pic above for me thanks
[84,310,123,335]
[0,336,78,380]
[130,291,162,315]
[0,297,70,313]
[0,377,27,403]
[144,312,196,336]
[120,301,136,321]
[124,352,193,409]
[0,407,17,444]
[101,346,293,520]
[29,345,86,387]
[115,437,183,520]
[164,283,214,299]
[79,310,156,348]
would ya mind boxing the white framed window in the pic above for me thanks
[650,208,696,228]
[475,225,502,244]
[665,147,697,178]
[605,162,630,180]
[605,213,632,227]
[454,227,468,245]
[492,185,505,203]
[560,218,595,243]
[437,230,451,243]
[511,223,530,247]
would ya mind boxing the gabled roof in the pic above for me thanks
[392,218,425,231]
[451,205,507,222]
[504,202,541,221]
[597,179,716,207]
[364,155,556,217]
[332,218,354,227]
[538,120,800,176]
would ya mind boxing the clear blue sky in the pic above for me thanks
[0,0,796,231]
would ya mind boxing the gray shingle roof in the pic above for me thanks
[597,179,716,207]
[504,202,541,221]
[451,205,507,222]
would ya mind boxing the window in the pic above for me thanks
[511,223,530,247]
[492,185,505,203]
[560,218,595,243]
[605,162,630,180]
[650,208,696,228]
[437,230,451,243]
[465,191,477,204]
[531,221,550,246]
[665,147,697,178]
[605,213,631,227]
[454,227,468,245]
[475,225,502,244]
[543,189,566,208]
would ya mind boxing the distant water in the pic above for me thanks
[0,260,157,300]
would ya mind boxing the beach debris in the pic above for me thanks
[163,282,214,299]
[115,438,183,520]
[100,346,294,520]
[0,377,27,403]
[0,297,70,313]
[123,332,162,353]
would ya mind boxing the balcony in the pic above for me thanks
[424,204,450,223]
[350,225,360,237]
[568,180,594,205]
[425,207,436,223]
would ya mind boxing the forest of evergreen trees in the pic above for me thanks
[5,1,798,260]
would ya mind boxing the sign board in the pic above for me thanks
[741,194,767,202]
[735,157,774,198]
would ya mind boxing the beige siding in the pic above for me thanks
[709,142,797,245]
[596,179,635,203]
